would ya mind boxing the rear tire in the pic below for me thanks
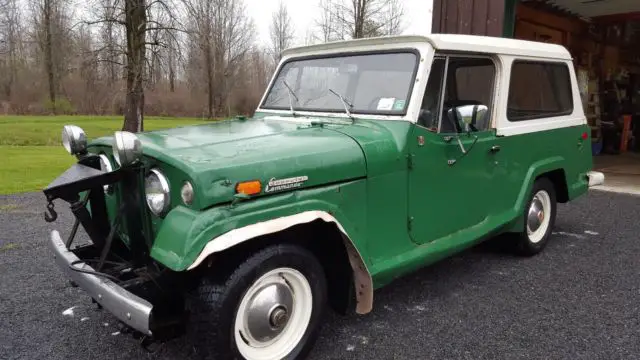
[511,177,557,256]
[185,244,328,360]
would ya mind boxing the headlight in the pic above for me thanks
[98,154,113,192]
[62,125,87,155]
[181,181,194,205]
[98,154,113,193]
[113,131,142,166]
[145,169,170,216]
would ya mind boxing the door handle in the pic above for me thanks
[489,145,501,153]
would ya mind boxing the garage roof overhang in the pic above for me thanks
[521,0,640,22]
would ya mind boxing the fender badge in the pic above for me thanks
[264,175,309,193]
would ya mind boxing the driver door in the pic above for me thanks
[408,54,503,245]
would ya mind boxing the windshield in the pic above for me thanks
[261,51,419,116]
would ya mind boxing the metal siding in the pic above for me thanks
[432,0,506,37]
[432,0,443,34]
[487,0,506,36]
[472,0,490,35]
[445,0,459,35]
[459,0,473,34]
[533,0,640,18]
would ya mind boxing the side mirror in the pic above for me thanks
[443,104,488,163]
[450,104,489,133]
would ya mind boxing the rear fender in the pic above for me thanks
[507,156,568,232]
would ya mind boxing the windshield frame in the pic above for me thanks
[258,48,421,117]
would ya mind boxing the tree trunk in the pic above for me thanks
[122,0,146,133]
[108,28,117,84]
[168,47,175,92]
[205,40,214,119]
[44,0,56,113]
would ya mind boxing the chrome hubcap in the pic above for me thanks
[270,306,289,328]
[526,190,552,243]
[245,282,294,344]
[234,267,313,360]
[527,197,545,233]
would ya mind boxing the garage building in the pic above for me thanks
[432,0,640,156]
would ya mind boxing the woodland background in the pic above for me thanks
[0,0,405,125]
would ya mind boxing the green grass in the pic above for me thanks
[0,146,77,194]
[0,115,209,146]
[0,115,210,194]
[0,243,20,252]
[0,204,20,211]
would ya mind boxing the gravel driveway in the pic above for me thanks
[1,190,638,360]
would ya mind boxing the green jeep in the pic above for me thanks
[44,34,604,360]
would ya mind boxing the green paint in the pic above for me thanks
[84,113,591,290]
[74,44,594,299]
[90,119,366,212]
[369,123,592,288]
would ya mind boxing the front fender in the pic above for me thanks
[150,179,368,272]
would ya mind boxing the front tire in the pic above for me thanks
[512,177,557,256]
[186,244,328,360]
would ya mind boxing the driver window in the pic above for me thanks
[419,55,496,134]
[418,57,446,131]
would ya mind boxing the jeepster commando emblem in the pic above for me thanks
[264,176,309,193]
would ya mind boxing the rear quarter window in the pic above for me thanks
[507,60,574,121]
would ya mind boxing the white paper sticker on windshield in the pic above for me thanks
[377,97,396,110]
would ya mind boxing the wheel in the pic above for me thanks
[511,177,557,256]
[186,244,328,360]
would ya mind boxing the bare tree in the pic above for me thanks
[317,0,404,40]
[120,0,147,131]
[269,0,294,64]
[182,0,256,118]
[303,26,317,46]
[0,0,280,118]
[315,0,339,43]
[86,0,180,132]
[42,0,57,112]
[0,0,23,100]
[98,0,121,84]
[31,0,73,113]
[381,0,404,36]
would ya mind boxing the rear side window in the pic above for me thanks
[507,61,573,121]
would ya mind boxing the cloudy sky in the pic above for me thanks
[246,0,434,46]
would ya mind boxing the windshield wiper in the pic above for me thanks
[329,89,354,120]
[282,80,298,117]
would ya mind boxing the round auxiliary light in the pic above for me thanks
[98,154,113,193]
[61,125,87,155]
[181,181,194,205]
[113,131,142,166]
[145,169,170,216]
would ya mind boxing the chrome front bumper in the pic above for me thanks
[49,230,153,335]
[587,171,605,187]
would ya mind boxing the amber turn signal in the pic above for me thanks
[236,180,262,195]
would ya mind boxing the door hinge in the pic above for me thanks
[407,153,414,170]
[407,216,414,231]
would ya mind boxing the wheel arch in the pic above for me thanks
[515,157,566,210]
[185,210,373,315]
[536,168,569,203]
[506,157,566,233]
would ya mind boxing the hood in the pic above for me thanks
[91,117,367,209]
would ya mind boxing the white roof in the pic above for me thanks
[282,33,573,61]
